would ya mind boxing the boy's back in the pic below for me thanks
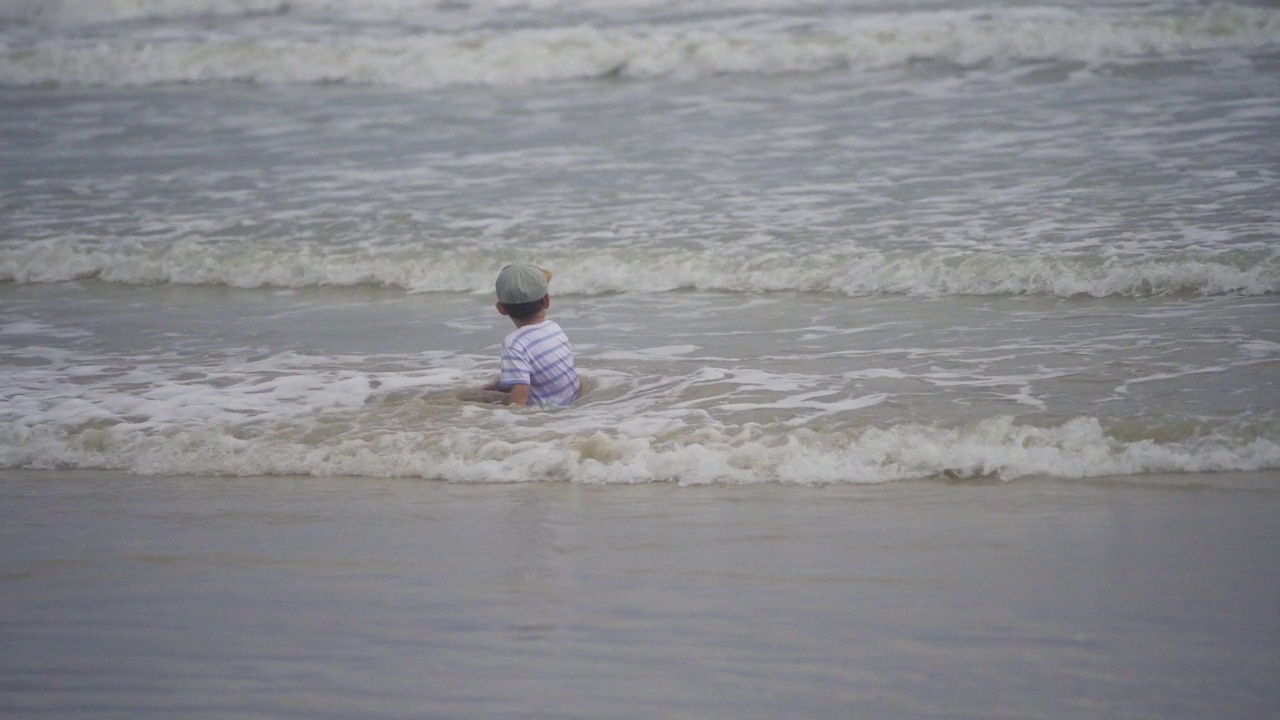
[499,319,578,406]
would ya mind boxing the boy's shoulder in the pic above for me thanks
[504,319,566,345]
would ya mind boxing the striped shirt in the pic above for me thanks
[498,320,579,406]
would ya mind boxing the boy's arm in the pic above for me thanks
[505,384,532,406]
[494,337,533,403]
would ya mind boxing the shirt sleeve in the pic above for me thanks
[498,337,532,388]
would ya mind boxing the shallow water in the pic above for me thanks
[3,278,1276,482]
[0,6,1278,474]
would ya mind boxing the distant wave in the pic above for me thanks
[1,5,1277,88]
[6,0,696,25]
[2,240,1276,297]
[0,0,290,24]
[2,412,1276,483]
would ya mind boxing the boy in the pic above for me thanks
[482,263,579,407]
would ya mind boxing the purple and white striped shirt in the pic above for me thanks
[498,320,579,406]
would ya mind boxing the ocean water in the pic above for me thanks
[1,0,1278,484]
[4,4,1280,718]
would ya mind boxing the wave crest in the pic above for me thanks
[4,413,1277,483]
[3,240,1275,298]
[3,6,1277,88]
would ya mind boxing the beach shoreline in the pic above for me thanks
[3,469,1277,719]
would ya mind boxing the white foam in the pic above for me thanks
[3,407,1276,484]
[0,0,290,24]
[0,0,700,25]
[1240,340,1280,356]
[2,331,1275,483]
[595,345,700,361]
[0,319,92,339]
[2,5,1277,88]
[3,240,1275,298]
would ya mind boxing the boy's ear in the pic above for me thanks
[495,301,509,317]
[542,295,551,310]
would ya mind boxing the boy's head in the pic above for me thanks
[495,264,553,321]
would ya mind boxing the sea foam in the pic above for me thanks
[2,6,1277,88]
[3,240,1275,297]
[3,410,1277,484]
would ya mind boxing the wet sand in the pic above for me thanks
[2,470,1277,719]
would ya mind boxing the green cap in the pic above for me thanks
[495,264,552,304]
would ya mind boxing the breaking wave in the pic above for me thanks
[2,5,1277,88]
[2,240,1276,298]
[3,411,1277,484]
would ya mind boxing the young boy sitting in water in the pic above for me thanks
[480,263,579,407]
